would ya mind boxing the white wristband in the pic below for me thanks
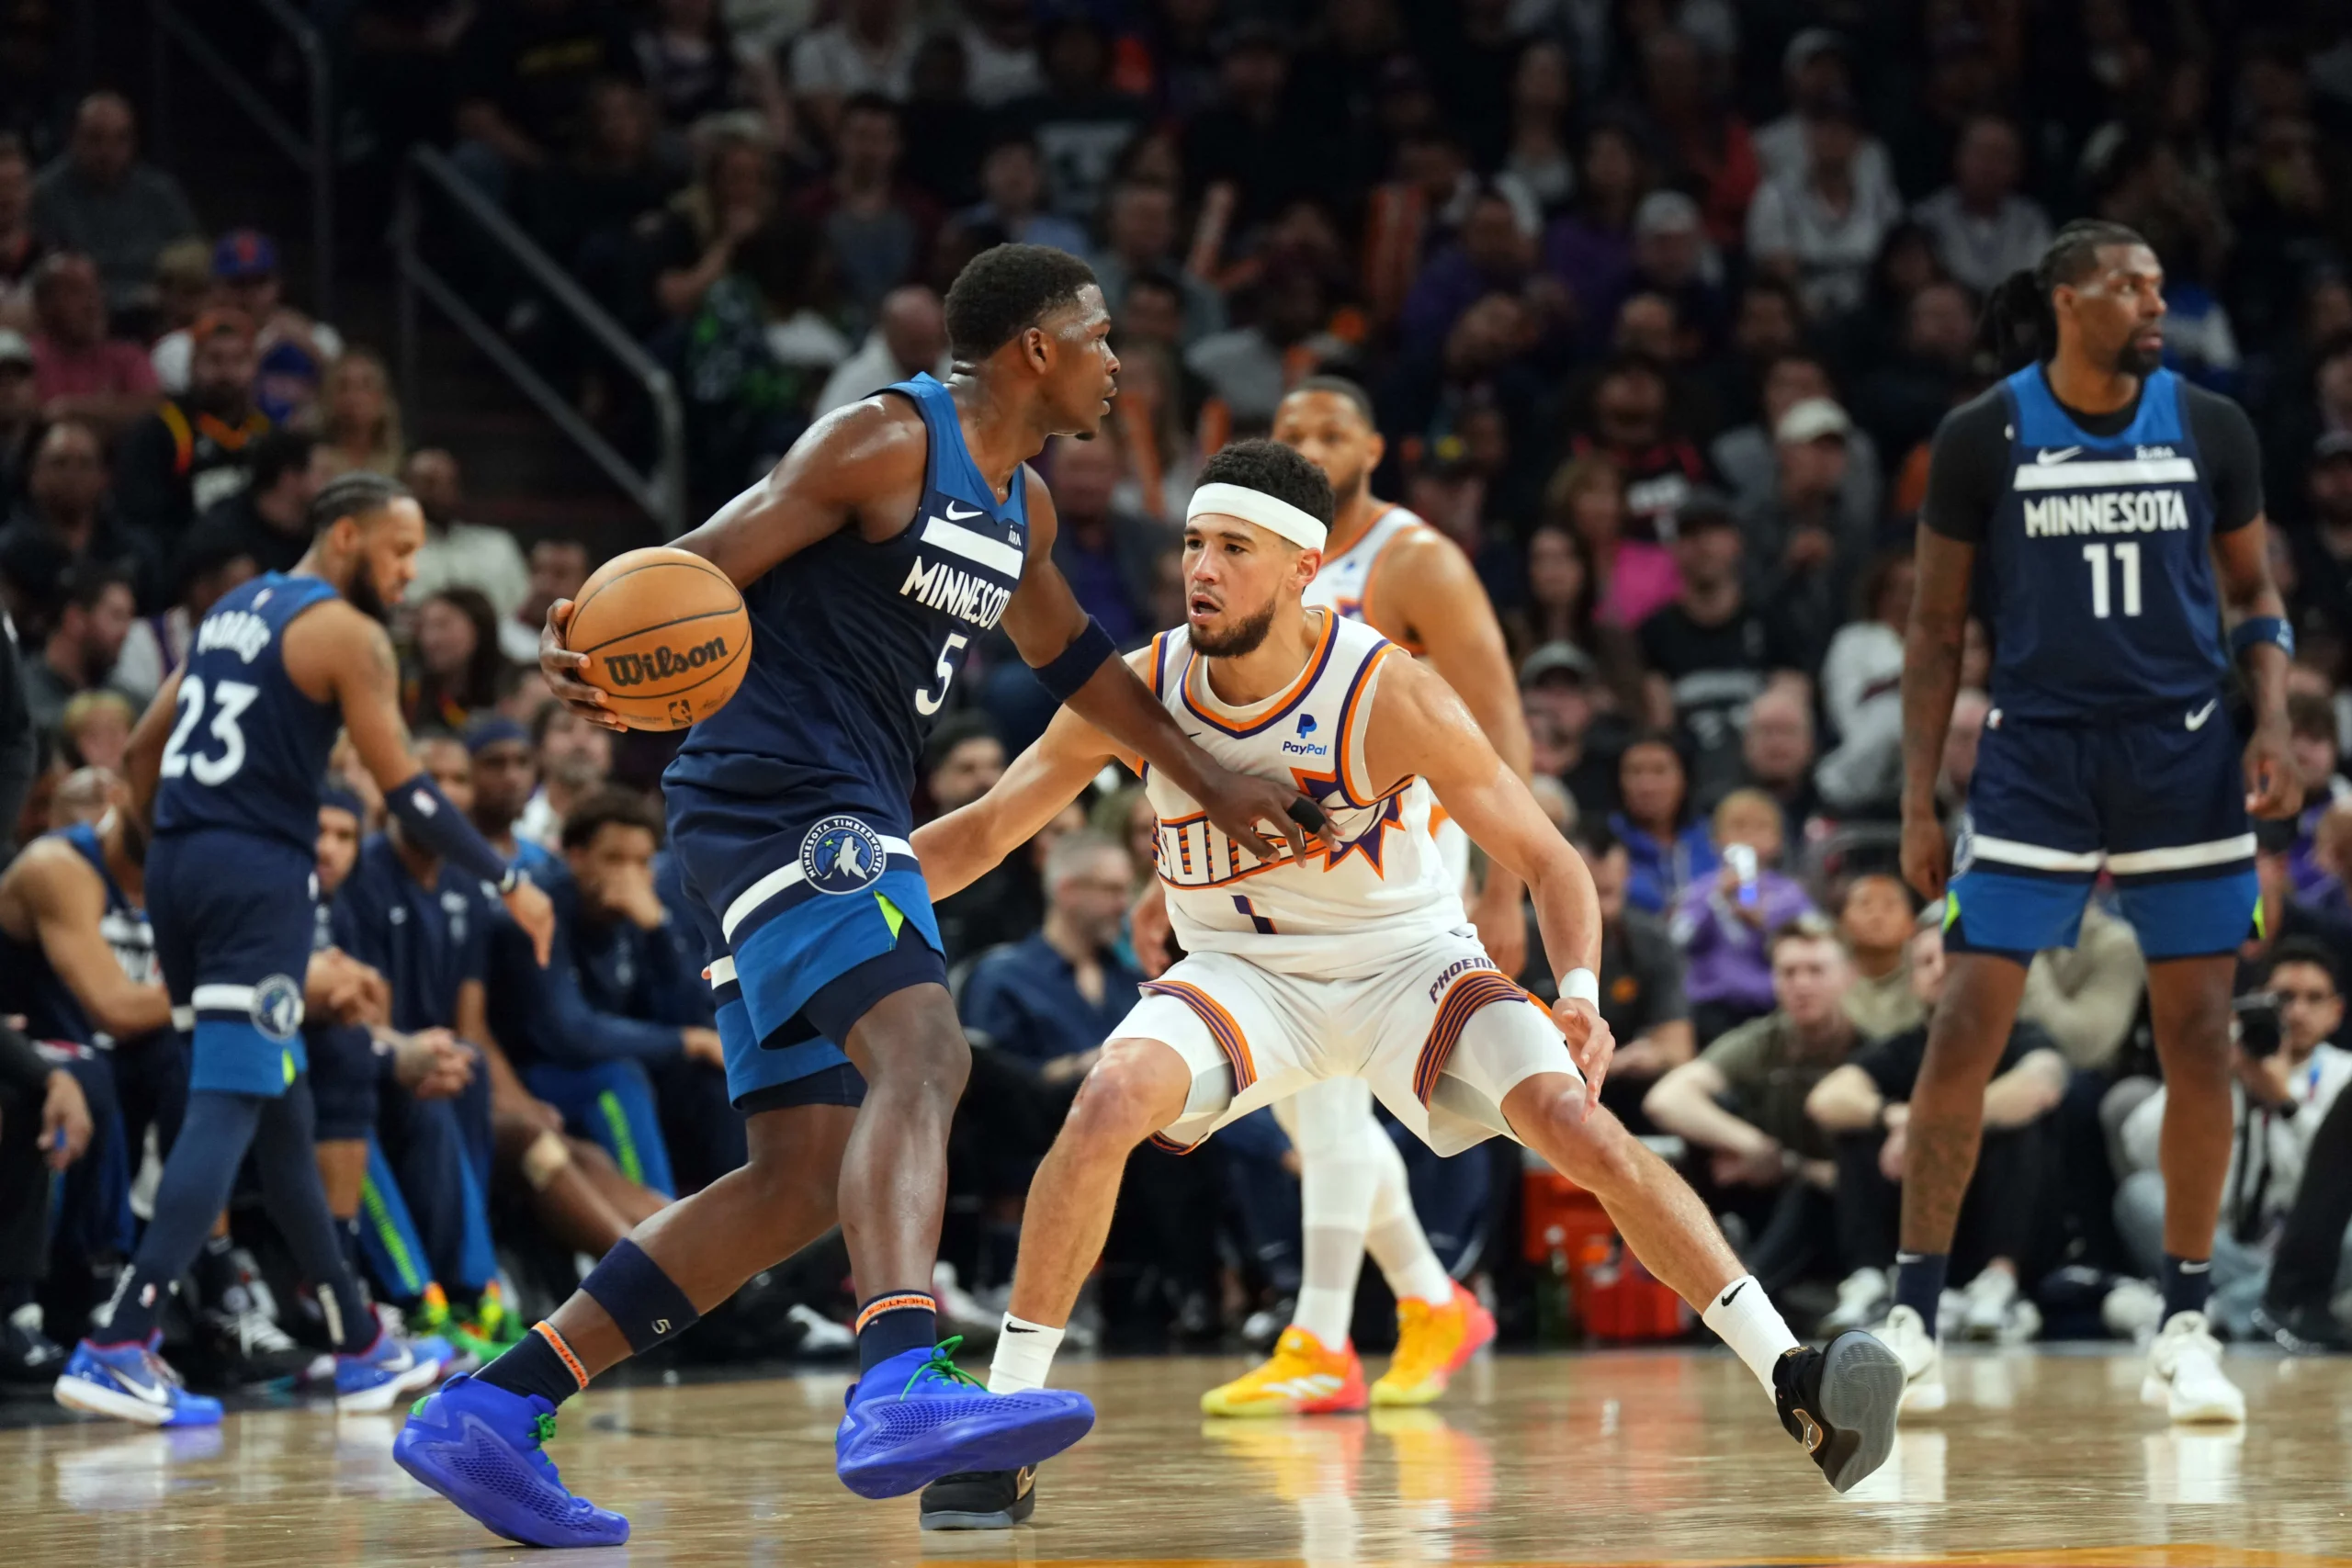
[1563,968,1600,1006]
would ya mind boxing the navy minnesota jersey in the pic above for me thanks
[665,374,1029,829]
[153,572,345,852]
[1978,365,2227,720]
[0,820,158,1048]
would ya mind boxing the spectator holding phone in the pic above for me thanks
[1670,788,1815,1043]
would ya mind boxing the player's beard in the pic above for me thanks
[345,566,390,624]
[2114,336,2164,378]
[1191,598,1278,658]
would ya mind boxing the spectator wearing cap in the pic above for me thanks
[111,310,270,542]
[1521,640,1623,815]
[0,136,48,317]
[152,230,345,427]
[1399,182,1545,361]
[1742,396,1864,662]
[404,448,531,630]
[1813,552,1916,818]
[813,283,950,416]
[1753,30,1896,200]
[958,133,1089,257]
[1910,115,2052,299]
[1090,182,1225,349]
[1745,95,1904,321]
[26,252,157,438]
[0,420,154,611]
[1624,188,1728,355]
[109,516,257,708]
[1002,17,1152,222]
[192,428,322,577]
[148,237,211,346]
[0,329,35,512]
[28,94,198,327]
[1712,351,1884,547]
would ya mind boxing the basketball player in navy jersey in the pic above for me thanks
[397,244,1317,1548]
[1895,220,2298,1421]
[51,472,556,1428]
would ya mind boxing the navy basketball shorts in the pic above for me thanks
[1947,705,2257,963]
[148,831,317,1098]
[664,779,947,1111]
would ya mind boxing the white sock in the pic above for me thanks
[987,1314,1064,1393]
[1701,1275,1800,1397]
[1291,1285,1354,1348]
[1288,1081,1379,1348]
[1362,1121,1453,1306]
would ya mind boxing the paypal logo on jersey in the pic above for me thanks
[800,816,888,896]
[1282,711,1329,758]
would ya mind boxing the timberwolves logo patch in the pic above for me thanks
[800,817,888,896]
[251,974,305,1042]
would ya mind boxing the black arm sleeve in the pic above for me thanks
[1917,388,2013,545]
[2183,384,2265,533]
[0,1023,51,1098]
[0,615,35,856]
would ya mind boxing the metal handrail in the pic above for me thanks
[149,0,334,321]
[395,145,687,534]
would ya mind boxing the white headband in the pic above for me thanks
[1186,482,1328,552]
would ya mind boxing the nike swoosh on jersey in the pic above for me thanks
[944,502,986,520]
[2035,446,2083,465]
[2186,701,2218,730]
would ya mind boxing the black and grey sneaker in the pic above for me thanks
[1773,1330,1903,1493]
[918,1467,1037,1531]
[2251,1301,2352,1356]
[0,1303,65,1383]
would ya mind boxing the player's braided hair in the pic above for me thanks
[1976,219,2148,373]
[944,243,1100,361]
[308,470,409,535]
[1194,438,1335,530]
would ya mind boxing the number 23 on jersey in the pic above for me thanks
[161,675,260,784]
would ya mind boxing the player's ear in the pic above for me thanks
[1295,547,1323,588]
[1023,324,1051,375]
[1363,429,1385,470]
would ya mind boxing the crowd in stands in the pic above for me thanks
[7,0,2352,1393]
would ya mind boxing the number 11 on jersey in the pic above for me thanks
[2083,541,2143,618]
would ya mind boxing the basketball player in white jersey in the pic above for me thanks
[911,443,1900,1530]
[1180,378,1532,1416]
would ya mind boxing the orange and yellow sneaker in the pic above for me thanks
[1371,1283,1495,1407]
[1200,1327,1368,1417]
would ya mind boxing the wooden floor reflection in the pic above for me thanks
[9,1347,2352,1566]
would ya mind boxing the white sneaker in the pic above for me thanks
[1996,1296,2042,1346]
[2142,1311,2245,1424]
[1821,1268,1890,1334]
[1961,1267,2018,1341]
[2102,1278,2165,1341]
[786,1304,854,1356]
[1876,1304,1947,1413]
[932,1263,1001,1348]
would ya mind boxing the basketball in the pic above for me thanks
[565,547,752,730]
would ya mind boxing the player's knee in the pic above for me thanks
[865,1014,971,1100]
[1062,1058,1161,1154]
[1543,1098,1641,1192]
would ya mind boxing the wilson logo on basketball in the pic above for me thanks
[604,635,729,688]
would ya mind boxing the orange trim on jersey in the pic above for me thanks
[1355,510,1420,647]
[1413,970,1538,1106]
[1337,641,1407,807]
[533,1321,590,1391]
[1148,1130,1205,1156]
[1182,610,1339,737]
[1428,803,1452,832]
[1140,977,1257,1091]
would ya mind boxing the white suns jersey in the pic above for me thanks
[1300,504,1432,643]
[1142,611,1465,975]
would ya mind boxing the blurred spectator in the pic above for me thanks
[1625,188,1728,356]
[958,0,1042,110]
[192,429,321,577]
[1188,266,1348,431]
[1538,454,1676,635]
[632,0,750,127]
[787,93,938,318]
[466,716,553,871]
[518,695,614,851]
[1839,874,1925,1041]
[0,331,33,510]
[1746,98,1903,321]
[405,449,531,630]
[404,587,511,731]
[1044,434,1167,648]
[452,0,641,203]
[1610,730,1713,916]
[961,830,1138,1075]
[1814,551,1914,818]
[1744,398,1863,659]
[506,537,590,664]
[1520,642,1619,813]
[1501,525,1591,660]
[523,81,685,282]
[922,714,1025,962]
[1673,788,1817,1042]
[0,136,41,320]
[1912,115,2052,299]
[27,253,157,437]
[1400,182,1545,361]
[2290,434,2352,627]
[898,32,990,212]
[647,128,781,324]
[19,563,136,739]
[1091,182,1223,347]
[789,0,918,133]
[2247,829,2352,987]
[959,132,1088,256]
[1634,29,1757,249]
[109,520,255,708]
[1537,821,1690,1124]
[1712,352,1883,549]
[54,688,132,772]
[1179,24,1324,231]
[1005,17,1151,221]
[316,348,406,479]
[1853,278,1980,496]
[813,283,948,415]
[1934,686,1991,833]
[1637,494,1807,804]
[28,94,198,324]
[2287,692,2352,897]
[151,231,345,428]
[1753,30,1894,199]
[1541,123,1647,345]
[0,420,150,606]
[111,311,270,541]
[1737,682,1820,834]
[1500,38,1577,214]
[2019,899,2146,1073]
[1564,354,1703,545]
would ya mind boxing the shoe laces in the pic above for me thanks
[1388,1301,1452,1381]
[1260,1328,1341,1381]
[899,1337,987,1398]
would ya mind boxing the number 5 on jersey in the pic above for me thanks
[160,674,260,784]
[914,632,968,716]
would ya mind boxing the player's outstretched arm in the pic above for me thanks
[999,470,1320,865]
[540,399,929,729]
[1900,522,1975,900]
[1369,654,1612,1104]
[2212,513,2301,819]
[910,693,1124,902]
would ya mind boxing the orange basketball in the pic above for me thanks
[565,547,752,731]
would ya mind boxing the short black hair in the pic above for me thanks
[1193,438,1334,530]
[560,786,665,852]
[1285,374,1375,428]
[248,429,319,494]
[1572,820,1623,861]
[309,470,409,535]
[922,711,1001,778]
[61,561,132,614]
[2263,936,2341,997]
[839,89,900,127]
[1125,267,1183,304]
[943,243,1099,360]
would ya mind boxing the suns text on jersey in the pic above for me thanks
[899,556,1011,629]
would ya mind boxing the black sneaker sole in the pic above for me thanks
[1813,1331,1904,1493]
[919,1471,1035,1531]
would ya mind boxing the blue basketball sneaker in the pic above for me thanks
[52,1340,224,1427]
[394,1374,629,1548]
[336,1311,448,1412]
[835,1338,1095,1500]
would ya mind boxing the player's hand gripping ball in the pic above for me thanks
[560,547,752,730]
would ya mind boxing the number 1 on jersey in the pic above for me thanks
[914,632,968,716]
[2082,540,2142,619]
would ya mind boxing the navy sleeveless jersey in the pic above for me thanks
[153,572,345,851]
[0,821,158,1048]
[664,374,1030,829]
[1982,366,2227,720]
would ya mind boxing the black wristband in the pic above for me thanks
[1033,615,1118,703]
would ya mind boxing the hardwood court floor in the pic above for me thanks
[7,1346,2352,1567]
